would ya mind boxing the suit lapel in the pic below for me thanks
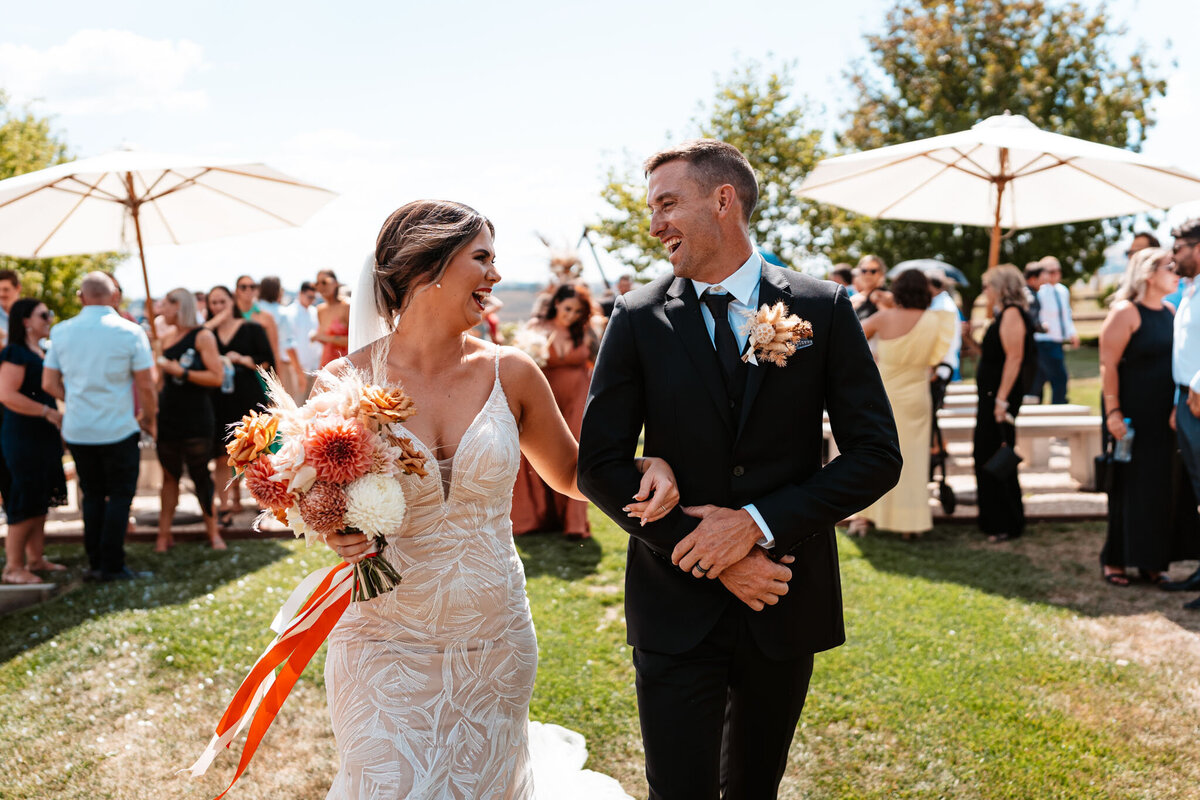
[736,267,792,440]
[664,277,735,432]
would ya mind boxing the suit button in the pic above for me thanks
[729,400,736,409]
[732,465,745,477]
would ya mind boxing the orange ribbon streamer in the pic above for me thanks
[187,561,354,799]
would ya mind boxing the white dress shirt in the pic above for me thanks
[1034,282,1076,343]
[286,301,321,372]
[1174,279,1200,392]
[689,251,775,548]
[929,291,962,370]
[45,305,154,445]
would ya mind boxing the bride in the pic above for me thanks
[322,200,677,799]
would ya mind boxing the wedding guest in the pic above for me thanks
[1098,248,1199,586]
[232,275,281,367]
[1030,255,1079,404]
[258,276,305,397]
[927,268,963,381]
[1128,231,1160,258]
[1023,263,1045,328]
[1159,218,1200,608]
[827,264,855,293]
[850,269,954,539]
[284,281,321,398]
[851,254,893,321]
[974,265,1037,543]
[0,268,21,516]
[314,269,350,367]
[600,273,634,317]
[204,285,274,527]
[43,273,155,581]
[511,283,600,539]
[153,288,227,552]
[0,299,67,584]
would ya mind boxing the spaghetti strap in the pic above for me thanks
[494,344,501,379]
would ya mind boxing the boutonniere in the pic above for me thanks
[740,302,813,367]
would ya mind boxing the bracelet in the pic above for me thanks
[40,405,49,418]
[995,398,1008,409]
[1106,408,1122,418]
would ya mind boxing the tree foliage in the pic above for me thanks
[593,61,830,277]
[834,0,1167,304]
[0,90,122,320]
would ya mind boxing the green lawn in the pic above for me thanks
[3,511,1199,798]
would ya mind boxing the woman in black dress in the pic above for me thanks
[0,299,67,584]
[204,285,275,527]
[154,288,227,551]
[1098,248,1200,585]
[974,265,1037,542]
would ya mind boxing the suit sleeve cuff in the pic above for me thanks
[743,504,775,549]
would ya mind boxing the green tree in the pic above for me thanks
[593,60,830,277]
[0,91,122,320]
[834,0,1167,306]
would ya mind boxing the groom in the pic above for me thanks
[578,139,901,799]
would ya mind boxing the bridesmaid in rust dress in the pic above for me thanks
[511,284,600,539]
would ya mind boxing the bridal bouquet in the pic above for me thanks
[188,367,428,798]
[226,370,428,601]
[510,323,550,367]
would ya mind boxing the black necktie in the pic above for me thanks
[702,289,747,413]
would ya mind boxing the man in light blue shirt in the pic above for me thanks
[1031,255,1079,404]
[43,272,156,582]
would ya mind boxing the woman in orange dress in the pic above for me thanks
[511,284,600,539]
[314,269,350,366]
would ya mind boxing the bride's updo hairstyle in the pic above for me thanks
[373,200,495,320]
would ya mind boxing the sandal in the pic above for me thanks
[1142,571,1169,586]
[26,559,67,572]
[846,519,870,538]
[1102,569,1130,587]
[2,568,42,585]
[217,510,234,529]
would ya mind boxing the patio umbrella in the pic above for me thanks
[888,258,969,286]
[0,148,337,343]
[797,113,1200,268]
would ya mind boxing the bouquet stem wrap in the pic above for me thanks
[351,534,403,601]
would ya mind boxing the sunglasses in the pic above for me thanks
[36,310,54,321]
[1159,262,1178,273]
[859,268,880,275]
[237,283,258,291]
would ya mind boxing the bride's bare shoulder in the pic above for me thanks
[496,345,545,391]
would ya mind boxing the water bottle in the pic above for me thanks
[172,348,196,386]
[1113,418,1135,463]
[220,360,236,394]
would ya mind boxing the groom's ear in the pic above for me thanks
[714,184,740,218]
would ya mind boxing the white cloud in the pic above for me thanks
[0,29,208,115]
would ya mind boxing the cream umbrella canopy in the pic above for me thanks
[0,148,337,342]
[797,113,1200,268]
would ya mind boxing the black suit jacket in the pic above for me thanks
[578,264,901,659]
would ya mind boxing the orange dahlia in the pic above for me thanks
[297,481,347,535]
[243,455,295,511]
[359,385,417,425]
[304,418,374,484]
[226,410,279,469]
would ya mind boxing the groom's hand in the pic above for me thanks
[719,548,793,611]
[673,505,762,579]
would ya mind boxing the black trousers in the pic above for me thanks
[68,433,141,574]
[633,605,815,800]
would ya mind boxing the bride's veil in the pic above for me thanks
[348,253,394,381]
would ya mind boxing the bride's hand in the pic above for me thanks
[325,530,372,564]
[623,457,680,526]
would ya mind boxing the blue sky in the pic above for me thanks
[1,0,1195,294]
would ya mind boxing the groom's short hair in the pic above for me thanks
[643,139,758,224]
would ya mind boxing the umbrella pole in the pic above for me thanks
[125,184,158,351]
[988,149,1009,270]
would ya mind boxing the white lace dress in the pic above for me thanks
[323,351,629,800]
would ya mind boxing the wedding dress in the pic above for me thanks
[323,348,630,799]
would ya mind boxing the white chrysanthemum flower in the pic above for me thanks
[344,473,407,540]
[285,505,321,545]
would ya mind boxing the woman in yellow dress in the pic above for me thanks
[849,269,955,539]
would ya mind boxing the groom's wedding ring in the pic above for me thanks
[696,565,710,574]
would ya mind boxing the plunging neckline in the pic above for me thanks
[393,376,505,506]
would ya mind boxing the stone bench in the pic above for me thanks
[935,403,1091,419]
[824,413,1103,488]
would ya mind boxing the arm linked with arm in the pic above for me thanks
[752,288,902,553]
[576,297,699,558]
